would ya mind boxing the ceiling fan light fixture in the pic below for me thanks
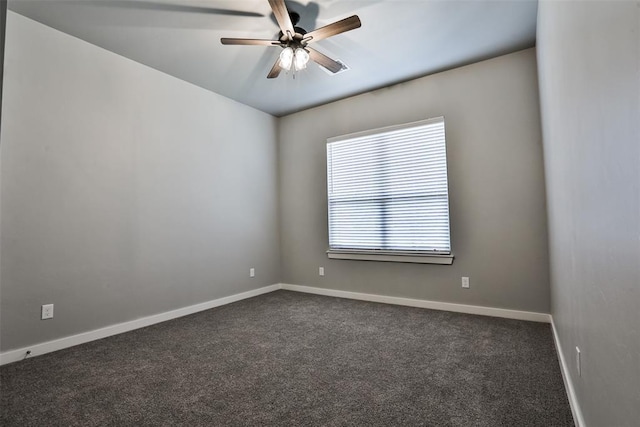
[293,48,310,71]
[221,0,361,79]
[279,46,294,70]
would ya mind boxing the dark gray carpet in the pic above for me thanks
[1,290,573,426]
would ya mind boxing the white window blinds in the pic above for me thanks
[326,117,451,254]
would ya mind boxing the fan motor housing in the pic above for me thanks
[277,11,307,42]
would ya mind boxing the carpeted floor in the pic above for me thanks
[1,290,573,426]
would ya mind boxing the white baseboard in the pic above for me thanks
[279,283,551,323]
[551,317,585,427]
[0,284,281,366]
[1,283,551,366]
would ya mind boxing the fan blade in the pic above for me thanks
[221,38,280,46]
[305,15,361,43]
[95,1,264,17]
[268,0,295,39]
[307,48,343,73]
[267,59,283,79]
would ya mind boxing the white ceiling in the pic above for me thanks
[8,0,538,116]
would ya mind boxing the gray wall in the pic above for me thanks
[0,0,5,124]
[0,0,5,355]
[279,48,551,313]
[537,1,640,425]
[0,12,280,351]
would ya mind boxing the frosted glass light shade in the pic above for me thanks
[279,47,294,70]
[293,48,310,71]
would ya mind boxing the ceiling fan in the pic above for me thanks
[221,0,361,79]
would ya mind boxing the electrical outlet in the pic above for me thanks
[41,304,54,320]
[576,346,581,376]
[249,268,255,278]
[319,267,325,276]
[461,277,470,289]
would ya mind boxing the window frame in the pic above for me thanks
[325,117,454,265]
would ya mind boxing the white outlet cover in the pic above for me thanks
[462,277,470,288]
[41,303,54,319]
[249,268,255,278]
[319,267,325,276]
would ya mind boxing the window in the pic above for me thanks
[326,117,452,264]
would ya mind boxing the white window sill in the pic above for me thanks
[326,250,454,265]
